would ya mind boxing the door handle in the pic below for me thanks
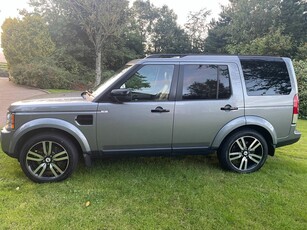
[151,106,170,113]
[220,104,238,111]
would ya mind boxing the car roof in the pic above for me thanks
[131,54,285,65]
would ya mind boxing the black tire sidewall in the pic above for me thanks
[19,132,78,183]
[218,129,268,173]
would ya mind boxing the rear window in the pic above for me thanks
[240,59,291,96]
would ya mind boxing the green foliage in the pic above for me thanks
[151,6,191,53]
[185,8,211,53]
[294,60,307,118]
[205,0,307,59]
[131,1,191,54]
[2,0,306,90]
[0,62,9,77]
[1,15,55,67]
[226,29,294,56]
[11,58,73,89]
[0,120,306,229]
[279,0,307,45]
[0,69,9,78]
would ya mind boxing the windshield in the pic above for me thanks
[92,65,133,98]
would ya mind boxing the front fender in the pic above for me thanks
[211,116,277,148]
[10,118,91,154]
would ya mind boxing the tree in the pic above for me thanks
[185,8,211,53]
[226,28,294,56]
[205,0,307,58]
[279,0,307,45]
[1,15,55,68]
[151,5,190,53]
[29,0,96,70]
[294,60,307,118]
[204,9,231,53]
[67,0,129,86]
[130,0,159,50]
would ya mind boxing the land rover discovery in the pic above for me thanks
[1,55,301,182]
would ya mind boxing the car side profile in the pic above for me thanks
[1,54,301,183]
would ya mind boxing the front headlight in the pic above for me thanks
[5,112,15,130]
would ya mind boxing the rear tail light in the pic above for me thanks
[292,94,299,124]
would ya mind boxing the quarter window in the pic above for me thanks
[240,59,291,96]
[182,64,231,100]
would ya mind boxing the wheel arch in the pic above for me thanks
[11,118,91,158]
[212,116,277,156]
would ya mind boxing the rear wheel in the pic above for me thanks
[218,129,268,173]
[19,133,78,183]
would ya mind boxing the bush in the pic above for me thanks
[11,61,73,89]
[52,51,95,88]
[294,60,307,119]
[0,68,9,77]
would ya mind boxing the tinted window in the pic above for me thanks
[121,64,174,101]
[240,59,291,96]
[182,65,231,100]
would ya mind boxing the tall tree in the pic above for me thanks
[204,7,232,54]
[151,5,190,53]
[67,0,129,86]
[205,0,307,58]
[131,0,159,49]
[185,8,211,53]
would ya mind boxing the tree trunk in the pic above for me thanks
[95,49,102,86]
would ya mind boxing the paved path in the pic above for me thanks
[0,78,47,126]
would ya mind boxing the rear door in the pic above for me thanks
[172,62,244,151]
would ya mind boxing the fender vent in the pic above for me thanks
[75,115,93,125]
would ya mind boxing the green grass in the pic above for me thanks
[0,120,307,229]
[47,89,77,94]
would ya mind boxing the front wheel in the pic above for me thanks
[19,133,79,183]
[218,129,268,173]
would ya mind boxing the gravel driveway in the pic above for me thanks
[0,78,47,126]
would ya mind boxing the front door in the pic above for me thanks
[97,64,176,154]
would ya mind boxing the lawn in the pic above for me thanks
[0,120,306,229]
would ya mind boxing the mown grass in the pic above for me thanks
[47,89,76,94]
[0,120,306,229]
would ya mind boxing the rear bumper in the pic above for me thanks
[276,126,301,148]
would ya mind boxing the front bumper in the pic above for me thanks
[0,127,17,158]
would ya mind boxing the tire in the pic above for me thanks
[19,132,79,183]
[218,129,268,173]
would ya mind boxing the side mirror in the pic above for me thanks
[110,88,132,103]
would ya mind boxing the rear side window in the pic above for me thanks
[182,64,231,100]
[240,59,291,96]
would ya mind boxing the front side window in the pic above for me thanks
[182,64,231,100]
[121,64,174,101]
[240,59,291,96]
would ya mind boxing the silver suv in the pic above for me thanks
[1,55,301,182]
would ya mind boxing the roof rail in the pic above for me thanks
[145,54,188,59]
